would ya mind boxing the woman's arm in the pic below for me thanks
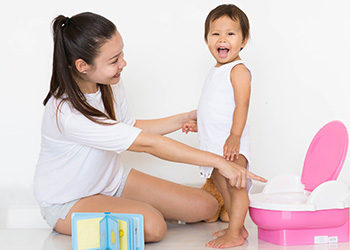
[134,110,196,135]
[128,132,266,188]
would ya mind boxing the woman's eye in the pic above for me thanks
[112,58,119,64]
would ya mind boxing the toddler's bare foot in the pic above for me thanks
[241,226,249,239]
[213,226,248,239]
[206,233,245,248]
[213,228,227,238]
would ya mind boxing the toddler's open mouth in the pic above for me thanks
[218,47,229,58]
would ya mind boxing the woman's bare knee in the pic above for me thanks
[198,192,218,221]
[179,190,218,223]
[202,193,219,220]
[54,216,73,235]
[144,209,167,242]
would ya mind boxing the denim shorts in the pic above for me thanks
[40,167,132,229]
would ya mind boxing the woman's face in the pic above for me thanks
[78,30,127,93]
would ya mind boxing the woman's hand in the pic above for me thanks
[217,158,267,189]
[182,110,197,134]
[182,121,198,134]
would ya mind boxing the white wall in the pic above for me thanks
[1,0,349,190]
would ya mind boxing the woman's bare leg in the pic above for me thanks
[121,169,218,222]
[54,169,218,243]
[55,195,167,242]
[54,195,167,242]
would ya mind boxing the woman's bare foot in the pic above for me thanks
[206,233,245,248]
[212,226,248,239]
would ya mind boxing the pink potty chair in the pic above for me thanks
[249,121,350,246]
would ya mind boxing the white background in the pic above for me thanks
[1,0,349,190]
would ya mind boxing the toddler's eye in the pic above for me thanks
[212,33,219,36]
[228,32,235,36]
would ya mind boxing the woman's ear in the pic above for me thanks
[75,59,89,74]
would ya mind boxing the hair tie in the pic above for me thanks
[62,17,70,28]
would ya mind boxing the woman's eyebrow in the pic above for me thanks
[109,52,122,61]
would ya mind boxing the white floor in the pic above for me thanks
[1,187,349,249]
[1,221,350,250]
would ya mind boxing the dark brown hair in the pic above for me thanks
[44,12,117,125]
[204,4,250,43]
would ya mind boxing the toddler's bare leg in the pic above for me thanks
[206,155,249,248]
[210,168,231,237]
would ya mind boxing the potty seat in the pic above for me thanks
[249,121,350,246]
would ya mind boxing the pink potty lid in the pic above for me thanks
[301,121,349,191]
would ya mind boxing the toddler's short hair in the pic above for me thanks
[204,4,250,42]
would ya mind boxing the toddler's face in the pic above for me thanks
[206,16,247,67]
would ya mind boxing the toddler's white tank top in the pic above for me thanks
[197,60,251,178]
